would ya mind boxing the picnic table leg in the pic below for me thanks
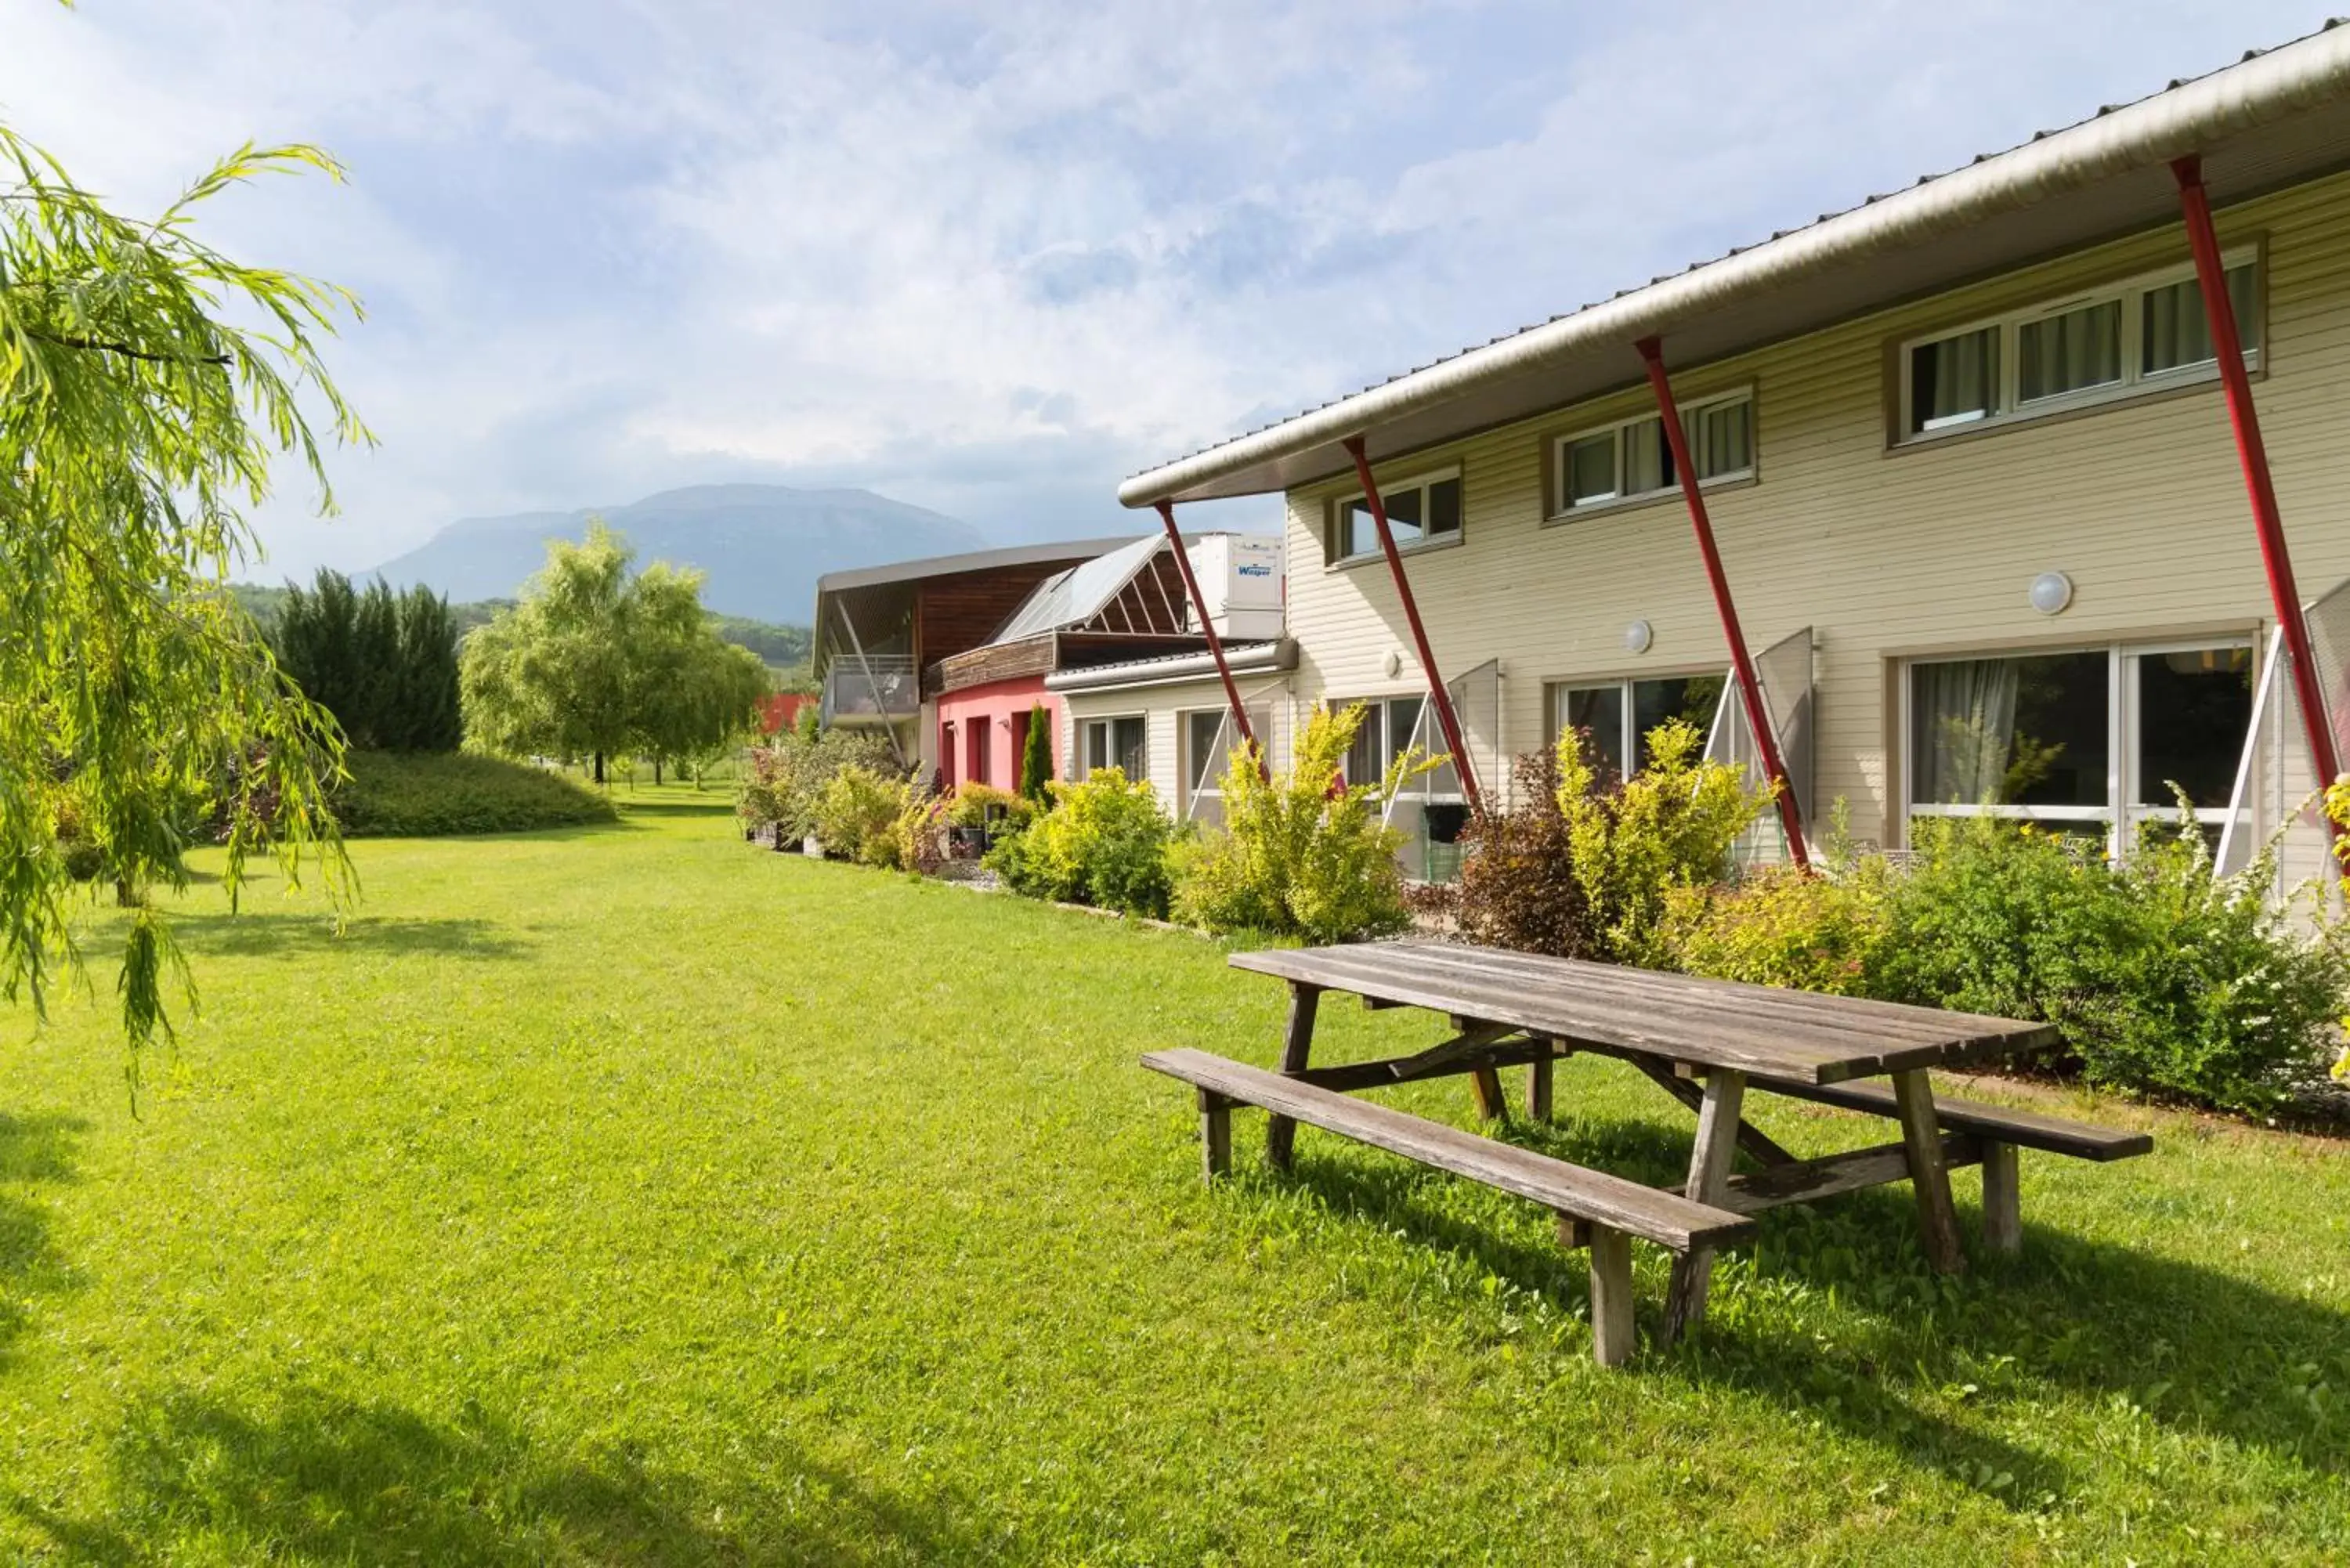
[1587,1226,1636,1368]
[1198,1089,1232,1183]
[1661,1067,1746,1346]
[1892,1068,1968,1274]
[1979,1139,2023,1256]
[1526,1041,1555,1122]
[1469,1064,1507,1123]
[1265,983,1321,1172]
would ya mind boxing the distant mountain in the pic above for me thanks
[365,484,989,623]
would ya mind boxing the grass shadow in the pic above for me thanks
[1271,1086,2348,1510]
[9,1386,983,1566]
[0,1112,89,1376]
[614,797,739,818]
[167,912,530,963]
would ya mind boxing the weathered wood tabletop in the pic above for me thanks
[1229,939,2061,1084]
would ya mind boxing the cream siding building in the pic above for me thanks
[1125,29,2350,892]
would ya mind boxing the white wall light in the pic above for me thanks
[2029,572,2074,616]
[1623,619,1654,654]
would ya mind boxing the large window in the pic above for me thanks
[1545,674,1726,787]
[1180,705,1274,811]
[1081,715,1148,780]
[1329,468,1463,564]
[1905,641,2254,854]
[1333,695,1442,790]
[1554,389,1754,516]
[1900,253,2259,441]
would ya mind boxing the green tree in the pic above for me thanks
[461,524,766,784]
[627,561,770,783]
[392,586,463,752]
[1018,705,1054,803]
[1,128,366,1052]
[273,570,462,752]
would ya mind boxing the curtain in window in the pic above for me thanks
[2142,280,2209,374]
[2019,301,2120,401]
[1696,401,1751,479]
[1623,418,1672,493]
[1918,328,1998,428]
[1915,659,2020,804]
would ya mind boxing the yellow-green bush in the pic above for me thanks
[1554,718,1771,966]
[813,765,915,867]
[984,768,1174,917]
[1658,858,1893,996]
[1171,703,1415,943]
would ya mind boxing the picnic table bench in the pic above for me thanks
[1143,939,2151,1367]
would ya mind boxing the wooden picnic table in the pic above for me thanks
[1145,938,2150,1364]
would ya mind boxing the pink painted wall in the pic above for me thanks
[935,675,1056,793]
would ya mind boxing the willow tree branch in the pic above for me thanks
[25,329,230,366]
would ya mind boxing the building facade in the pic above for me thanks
[1121,27,2350,892]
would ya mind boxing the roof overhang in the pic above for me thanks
[1119,23,2350,508]
[1044,638,1298,694]
[812,534,1144,676]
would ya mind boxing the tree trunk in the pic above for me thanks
[593,751,606,786]
[653,756,663,786]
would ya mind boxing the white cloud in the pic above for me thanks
[2,0,2333,579]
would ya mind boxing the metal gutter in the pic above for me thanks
[1119,22,2350,508]
[1045,639,1296,694]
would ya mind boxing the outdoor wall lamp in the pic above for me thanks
[2029,572,2075,616]
[1623,619,1654,654]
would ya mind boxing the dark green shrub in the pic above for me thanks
[333,753,615,836]
[1018,705,1054,804]
[1867,815,2347,1113]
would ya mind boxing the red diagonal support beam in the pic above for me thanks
[1342,435,1483,814]
[1636,338,1810,869]
[1154,500,1266,779]
[2173,156,2343,836]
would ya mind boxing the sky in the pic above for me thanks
[4,0,2337,576]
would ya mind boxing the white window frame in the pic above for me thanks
[1329,694,1451,794]
[1544,673,1725,779]
[1896,248,2261,445]
[1328,465,1464,567]
[1080,714,1148,781]
[1178,703,1274,815]
[1551,387,1755,519]
[1898,636,2257,863]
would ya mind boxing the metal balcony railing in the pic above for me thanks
[822,655,920,722]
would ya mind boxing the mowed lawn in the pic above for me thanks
[2,795,2346,1564]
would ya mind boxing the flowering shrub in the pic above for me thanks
[985,767,1176,917]
[1172,703,1415,943]
[739,718,898,844]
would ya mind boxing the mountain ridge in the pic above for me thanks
[365,483,992,622]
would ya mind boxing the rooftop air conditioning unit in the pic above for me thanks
[1186,533,1285,641]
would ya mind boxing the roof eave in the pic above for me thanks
[1119,23,2350,508]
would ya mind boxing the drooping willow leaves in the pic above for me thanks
[1,125,369,1066]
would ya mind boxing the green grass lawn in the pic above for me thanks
[2,792,2345,1563]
